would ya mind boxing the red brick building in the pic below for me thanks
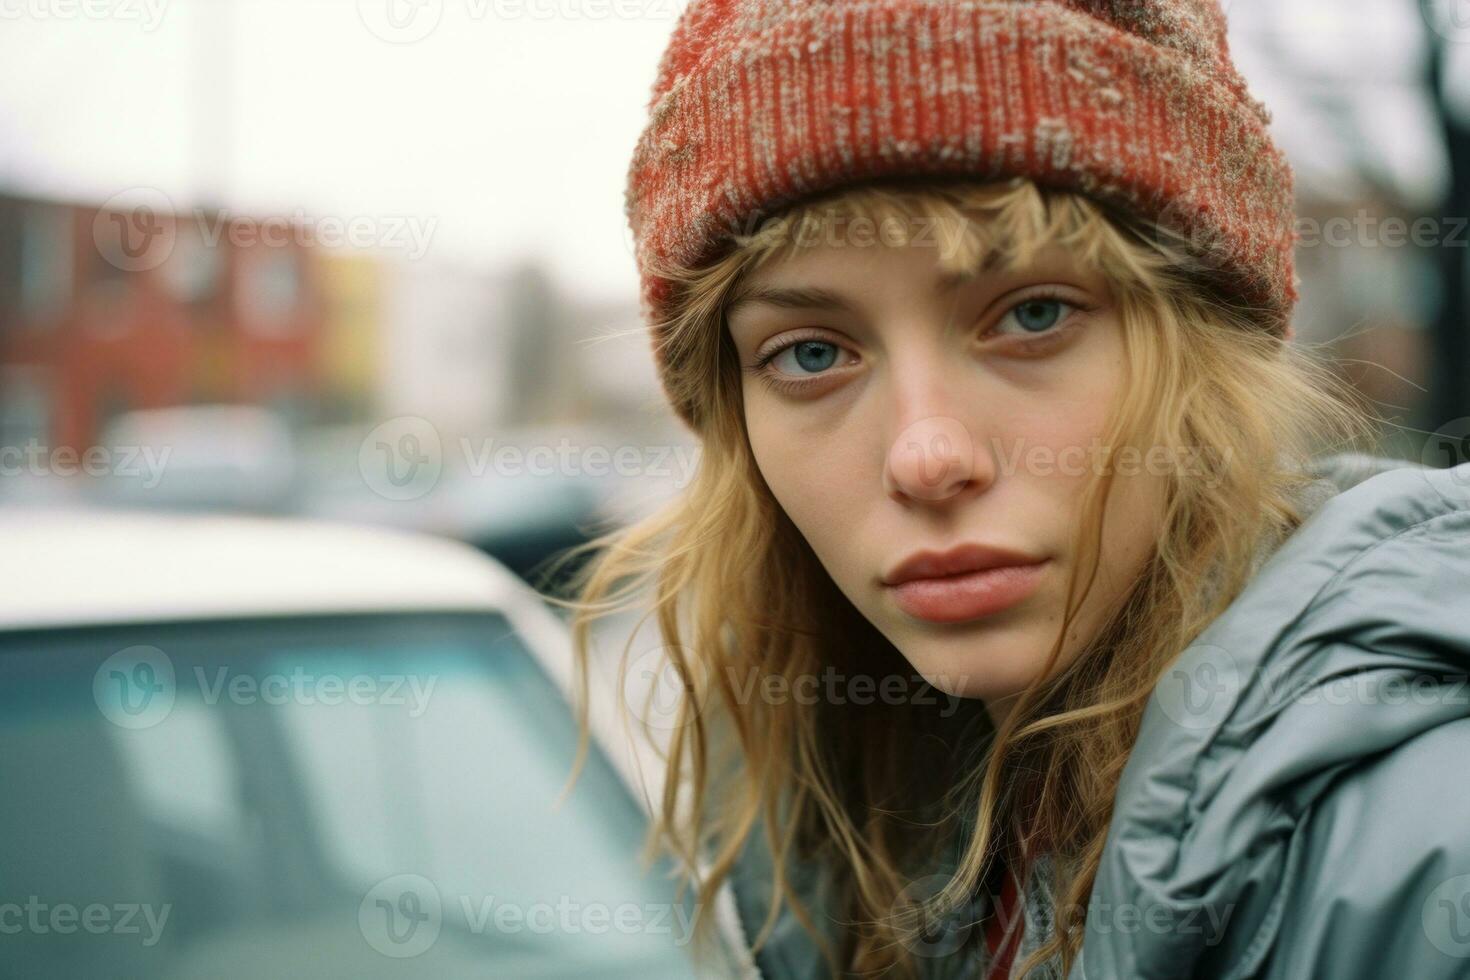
[0,192,326,451]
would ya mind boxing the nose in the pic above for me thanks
[883,411,995,504]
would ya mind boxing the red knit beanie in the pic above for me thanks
[625,0,1299,429]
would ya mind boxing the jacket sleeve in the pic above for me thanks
[1259,714,1470,979]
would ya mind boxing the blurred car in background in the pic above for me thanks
[294,458,606,590]
[51,412,632,590]
[93,405,299,513]
[294,421,675,590]
[0,509,745,980]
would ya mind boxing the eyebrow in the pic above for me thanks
[725,267,977,321]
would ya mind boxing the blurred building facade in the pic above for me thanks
[0,192,327,451]
[1228,0,1448,454]
[0,189,670,468]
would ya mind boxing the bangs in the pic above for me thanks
[725,177,1167,306]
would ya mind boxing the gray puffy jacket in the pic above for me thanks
[1074,452,1470,979]
[721,452,1470,979]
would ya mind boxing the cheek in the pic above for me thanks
[1102,470,1169,578]
[1003,341,1126,511]
[746,404,870,573]
[1028,370,1119,453]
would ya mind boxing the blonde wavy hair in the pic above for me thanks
[540,178,1379,978]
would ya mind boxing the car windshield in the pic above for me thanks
[0,612,696,980]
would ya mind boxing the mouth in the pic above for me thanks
[885,559,1049,624]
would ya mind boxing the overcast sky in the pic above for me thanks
[0,0,676,303]
[0,0,1461,304]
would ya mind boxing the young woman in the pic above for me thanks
[548,1,1470,977]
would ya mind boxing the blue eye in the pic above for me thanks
[1002,297,1071,335]
[771,339,840,374]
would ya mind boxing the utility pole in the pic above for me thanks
[196,0,232,211]
[1426,26,1470,434]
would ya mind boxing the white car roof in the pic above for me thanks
[0,504,761,977]
[0,506,539,631]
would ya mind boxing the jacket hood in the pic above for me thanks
[1071,453,1470,978]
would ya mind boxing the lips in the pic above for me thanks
[881,542,1047,587]
[882,542,1049,624]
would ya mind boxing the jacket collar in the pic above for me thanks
[1072,455,1470,978]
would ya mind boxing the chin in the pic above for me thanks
[919,670,1027,703]
[900,635,1048,703]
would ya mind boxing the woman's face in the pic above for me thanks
[726,231,1168,724]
